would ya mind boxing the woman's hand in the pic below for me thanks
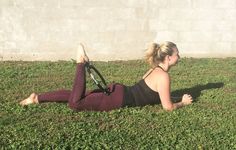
[181,94,193,106]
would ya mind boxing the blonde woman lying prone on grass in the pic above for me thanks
[20,42,193,111]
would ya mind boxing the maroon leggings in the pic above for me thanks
[38,63,124,111]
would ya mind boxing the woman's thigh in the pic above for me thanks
[77,84,124,111]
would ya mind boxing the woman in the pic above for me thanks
[20,42,193,111]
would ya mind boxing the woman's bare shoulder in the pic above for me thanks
[153,68,169,78]
[152,69,170,87]
[142,69,154,79]
[143,68,169,79]
[144,69,170,92]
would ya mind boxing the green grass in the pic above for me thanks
[0,58,236,149]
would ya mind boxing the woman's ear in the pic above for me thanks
[163,55,170,62]
[167,55,171,61]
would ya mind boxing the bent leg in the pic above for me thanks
[68,63,87,110]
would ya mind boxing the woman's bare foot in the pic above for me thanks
[77,43,89,63]
[20,93,39,106]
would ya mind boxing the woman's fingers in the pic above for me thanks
[184,94,193,102]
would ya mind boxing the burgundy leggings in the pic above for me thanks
[38,63,124,111]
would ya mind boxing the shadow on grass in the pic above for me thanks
[171,82,224,102]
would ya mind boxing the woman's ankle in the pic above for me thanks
[34,94,39,104]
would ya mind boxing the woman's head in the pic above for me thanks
[145,41,179,67]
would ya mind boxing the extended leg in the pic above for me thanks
[38,90,71,103]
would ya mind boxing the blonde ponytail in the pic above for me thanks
[145,43,160,67]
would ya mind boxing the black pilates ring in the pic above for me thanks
[85,63,110,95]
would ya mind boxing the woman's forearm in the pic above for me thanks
[173,101,185,110]
[163,101,184,111]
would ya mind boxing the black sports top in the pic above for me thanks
[123,79,161,107]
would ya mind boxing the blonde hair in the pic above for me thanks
[145,41,177,67]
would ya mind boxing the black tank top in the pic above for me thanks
[123,79,161,107]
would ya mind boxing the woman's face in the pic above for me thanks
[169,47,180,66]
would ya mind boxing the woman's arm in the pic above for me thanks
[157,72,192,111]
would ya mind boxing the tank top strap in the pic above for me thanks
[143,68,154,79]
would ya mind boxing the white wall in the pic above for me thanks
[1,0,236,61]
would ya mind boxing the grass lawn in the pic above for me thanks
[0,58,236,149]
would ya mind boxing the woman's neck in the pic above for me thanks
[158,63,169,72]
